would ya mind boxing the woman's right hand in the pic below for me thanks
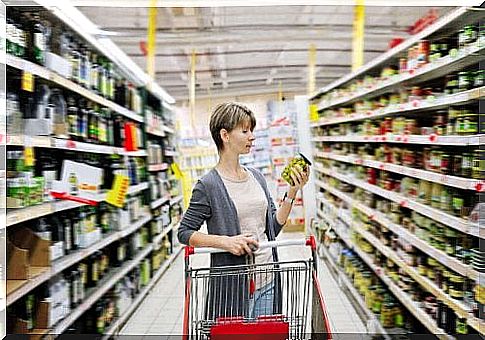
[222,233,259,256]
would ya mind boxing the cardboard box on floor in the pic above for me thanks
[8,227,51,280]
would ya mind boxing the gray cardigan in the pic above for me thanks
[178,167,284,267]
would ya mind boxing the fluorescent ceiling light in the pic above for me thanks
[68,0,482,7]
[33,0,175,104]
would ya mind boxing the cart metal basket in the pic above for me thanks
[183,237,332,339]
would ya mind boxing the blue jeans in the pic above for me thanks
[249,281,275,319]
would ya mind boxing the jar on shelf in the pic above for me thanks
[430,183,443,208]
[457,71,473,92]
[449,275,465,300]
[440,186,452,212]
[474,70,485,88]
[462,153,473,177]
[472,149,485,179]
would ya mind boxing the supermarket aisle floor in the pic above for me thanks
[120,232,366,336]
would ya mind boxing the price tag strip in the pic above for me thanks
[106,174,130,208]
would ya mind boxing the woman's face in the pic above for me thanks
[225,121,255,155]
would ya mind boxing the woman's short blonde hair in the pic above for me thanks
[209,102,256,151]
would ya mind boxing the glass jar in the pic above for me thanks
[472,149,485,179]
[474,70,485,88]
[458,71,473,92]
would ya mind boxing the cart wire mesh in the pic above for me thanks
[186,259,313,339]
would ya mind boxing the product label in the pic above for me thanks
[21,71,34,92]
[106,174,129,208]
[34,32,45,51]
[24,146,34,167]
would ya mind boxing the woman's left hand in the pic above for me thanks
[289,164,310,194]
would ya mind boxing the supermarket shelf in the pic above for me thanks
[117,149,148,157]
[102,245,183,339]
[7,135,148,157]
[315,40,485,110]
[49,244,153,336]
[315,180,479,281]
[314,166,481,237]
[7,183,147,227]
[164,150,179,157]
[355,224,474,320]
[6,214,152,306]
[468,316,485,334]
[163,125,175,134]
[170,195,183,206]
[310,6,476,99]
[317,238,390,338]
[314,152,485,192]
[317,204,447,337]
[312,134,485,146]
[317,192,479,332]
[148,163,169,172]
[6,54,144,123]
[146,127,166,138]
[127,182,149,195]
[153,222,178,245]
[150,195,170,210]
[7,135,52,148]
[311,86,485,127]
[7,203,53,227]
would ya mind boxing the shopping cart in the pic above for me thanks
[183,236,332,339]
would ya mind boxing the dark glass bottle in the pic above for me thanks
[78,99,89,142]
[30,13,46,65]
[87,101,98,144]
[90,52,100,93]
[66,96,79,140]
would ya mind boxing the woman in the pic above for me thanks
[178,102,309,320]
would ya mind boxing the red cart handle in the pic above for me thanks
[185,236,316,257]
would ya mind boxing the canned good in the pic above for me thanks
[399,58,407,73]
[474,70,485,88]
[441,187,452,212]
[472,149,485,179]
[452,194,464,217]
[431,183,443,208]
[417,40,430,66]
[458,71,473,92]
[444,74,458,94]
[418,180,432,204]
[463,25,478,44]
[440,153,451,174]
[452,155,463,176]
[462,153,473,177]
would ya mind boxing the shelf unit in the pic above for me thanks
[309,6,484,337]
[316,42,484,111]
[316,201,449,337]
[6,183,148,228]
[314,166,481,237]
[6,54,144,123]
[4,4,183,338]
[7,213,152,306]
[312,86,485,128]
[310,6,483,100]
[101,246,182,339]
[315,233,390,338]
[315,151,484,192]
[312,134,484,146]
[315,181,484,334]
[50,244,154,335]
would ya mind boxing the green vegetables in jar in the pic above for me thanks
[281,153,312,186]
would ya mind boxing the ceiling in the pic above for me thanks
[75,4,455,102]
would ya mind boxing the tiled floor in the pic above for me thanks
[121,232,367,336]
